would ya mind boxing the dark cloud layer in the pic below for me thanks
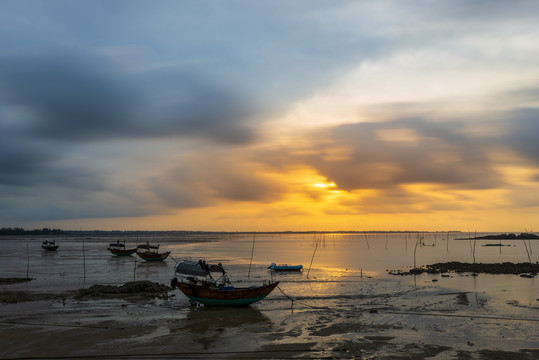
[0,48,257,216]
[148,152,282,210]
[0,49,254,144]
[505,108,539,162]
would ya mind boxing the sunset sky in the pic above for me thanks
[1,1,539,232]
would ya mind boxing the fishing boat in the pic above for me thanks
[41,240,58,252]
[107,240,137,256]
[268,262,303,271]
[136,242,170,261]
[171,259,279,307]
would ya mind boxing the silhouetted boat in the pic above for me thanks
[171,259,279,307]
[268,262,303,271]
[136,242,170,261]
[107,240,137,256]
[41,240,58,252]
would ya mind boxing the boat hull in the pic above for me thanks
[108,248,137,256]
[42,246,58,252]
[175,281,279,307]
[269,265,303,271]
[136,251,171,261]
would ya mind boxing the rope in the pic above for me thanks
[384,311,539,322]
[0,320,121,330]
[276,285,330,310]
[3,348,326,360]
[168,253,180,264]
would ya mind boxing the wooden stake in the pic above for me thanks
[26,242,30,279]
[307,234,320,278]
[364,233,370,249]
[248,233,256,278]
[82,238,86,282]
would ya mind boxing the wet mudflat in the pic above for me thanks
[1,232,538,359]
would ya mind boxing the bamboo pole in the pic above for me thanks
[405,234,408,251]
[133,251,137,281]
[413,236,421,269]
[82,238,86,282]
[26,242,30,279]
[307,234,320,278]
[248,233,256,278]
[472,231,477,265]
[522,240,535,274]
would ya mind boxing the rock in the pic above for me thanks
[75,280,172,301]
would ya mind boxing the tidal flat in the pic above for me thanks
[1,232,538,359]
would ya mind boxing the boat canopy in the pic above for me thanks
[138,244,159,249]
[175,260,208,277]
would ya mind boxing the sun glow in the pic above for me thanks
[313,182,337,189]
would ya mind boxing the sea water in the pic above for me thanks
[1,232,537,304]
[1,232,539,353]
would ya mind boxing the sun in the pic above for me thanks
[313,182,337,189]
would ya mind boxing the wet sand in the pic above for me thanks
[1,278,539,359]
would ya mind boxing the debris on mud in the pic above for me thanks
[0,277,33,284]
[456,292,469,305]
[0,291,66,304]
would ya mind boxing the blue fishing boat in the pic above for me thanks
[171,260,279,307]
[268,262,303,271]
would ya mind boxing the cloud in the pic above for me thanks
[0,47,259,215]
[503,108,539,162]
[147,150,284,209]
[285,118,502,192]
[0,49,256,145]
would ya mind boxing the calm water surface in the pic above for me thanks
[1,232,537,306]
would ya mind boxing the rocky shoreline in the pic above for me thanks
[0,279,172,304]
[458,232,539,240]
[389,261,538,276]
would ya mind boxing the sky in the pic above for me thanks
[1,0,539,232]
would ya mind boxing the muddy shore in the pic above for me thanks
[1,278,539,359]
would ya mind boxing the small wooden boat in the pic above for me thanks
[172,260,279,307]
[268,262,303,271]
[136,243,170,261]
[107,240,137,256]
[41,240,58,252]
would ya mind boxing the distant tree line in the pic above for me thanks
[0,227,66,235]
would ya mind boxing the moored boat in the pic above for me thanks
[171,259,279,307]
[107,240,137,256]
[41,240,58,252]
[136,242,170,261]
[268,262,303,271]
